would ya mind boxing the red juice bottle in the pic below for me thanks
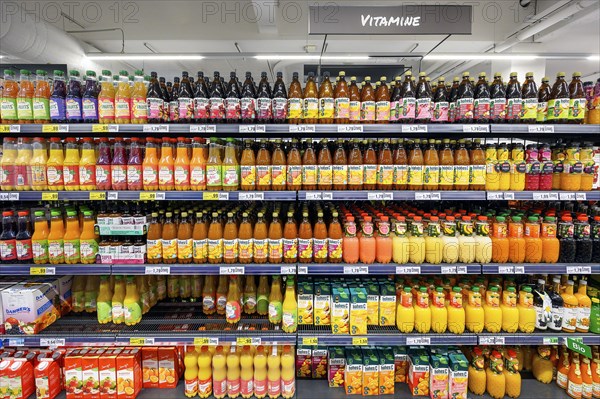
[538,143,553,191]
[111,137,127,190]
[127,137,143,190]
[15,211,33,263]
[525,144,541,191]
[96,137,112,190]
[0,211,17,264]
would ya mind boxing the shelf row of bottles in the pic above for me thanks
[3,68,600,125]
[1,136,599,192]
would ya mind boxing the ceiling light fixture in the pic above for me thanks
[254,55,370,61]
[86,54,205,61]
[424,54,538,61]
[588,55,600,61]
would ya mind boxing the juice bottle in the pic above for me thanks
[272,72,287,123]
[485,144,499,191]
[557,349,571,390]
[488,73,506,122]
[398,72,416,123]
[253,212,268,264]
[453,139,469,190]
[424,216,442,264]
[441,216,459,263]
[110,275,125,324]
[29,137,47,191]
[142,138,160,191]
[146,72,164,123]
[447,77,460,122]
[414,286,431,333]
[536,76,551,123]
[226,276,242,324]
[505,72,522,123]
[224,72,242,124]
[539,216,559,263]
[271,140,286,190]
[525,144,541,191]
[184,347,200,398]
[79,138,96,190]
[202,275,217,315]
[46,137,64,191]
[302,139,317,190]
[348,76,361,124]
[562,143,582,191]
[332,139,348,190]
[130,70,148,124]
[256,72,273,123]
[473,73,490,123]
[359,216,376,264]
[0,137,17,191]
[568,358,583,399]
[317,139,333,190]
[98,70,115,123]
[256,140,271,191]
[523,215,542,263]
[423,139,439,190]
[569,72,586,124]
[283,211,298,264]
[192,212,208,264]
[65,70,83,123]
[81,70,98,124]
[268,212,283,264]
[538,143,553,190]
[510,143,526,191]
[47,210,64,264]
[62,138,80,190]
[95,137,111,190]
[216,275,228,315]
[456,72,475,123]
[495,143,510,191]
[16,70,34,124]
[465,287,484,333]
[177,212,193,264]
[223,212,238,264]
[114,71,131,124]
[227,345,241,398]
[318,72,334,124]
[111,138,127,190]
[190,137,207,191]
[377,138,393,190]
[431,77,449,123]
[33,70,51,123]
[287,72,302,124]
[470,139,486,191]
[49,70,67,123]
[158,138,175,191]
[580,142,594,191]
[280,345,295,399]
[447,286,465,334]
[123,276,142,325]
[491,216,509,263]
[206,139,222,191]
[161,212,178,264]
[298,212,313,263]
[312,212,328,263]
[96,276,113,324]
[240,346,254,398]
[574,279,591,333]
[415,73,432,122]
[177,71,194,123]
[390,140,407,190]
[193,72,209,123]
[208,212,223,264]
[281,277,297,333]
[375,75,391,123]
[457,217,476,263]
[363,139,378,190]
[389,76,401,123]
[31,210,49,264]
[213,346,227,399]
[407,139,424,190]
[238,212,254,264]
[303,72,319,124]
[125,137,143,190]
[14,211,32,263]
[408,216,426,263]
[430,286,448,333]
[257,276,269,316]
[508,216,526,263]
[360,76,376,123]
[343,216,359,264]
[0,212,16,263]
[328,212,343,263]
[63,210,80,264]
[396,286,415,333]
[208,72,225,123]
[240,139,256,191]
[499,286,518,332]
[267,346,281,399]
[268,276,283,324]
[334,71,350,124]
[170,77,180,123]
[222,138,239,191]
[517,286,536,333]
[286,139,302,191]
[581,357,593,399]
[79,210,97,264]
[474,216,492,263]
[548,72,570,123]
[520,72,539,123]
[348,139,363,190]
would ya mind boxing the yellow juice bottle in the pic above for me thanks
[47,210,64,264]
[212,346,227,399]
[96,275,113,324]
[78,138,96,190]
[280,345,295,399]
[483,286,502,333]
[240,346,254,398]
[497,143,511,191]
[30,137,48,191]
[447,286,465,334]
[562,280,579,333]
[227,344,241,398]
[485,144,500,191]
[501,286,519,332]
[414,286,431,333]
[62,210,80,264]
[15,138,32,191]
[98,70,116,124]
[111,276,125,324]
[123,276,142,326]
[465,286,484,333]
[281,278,297,333]
[131,70,148,124]
[396,286,415,333]
[197,347,213,398]
[267,346,281,399]
[518,286,536,333]
[509,143,526,191]
[63,138,80,191]
[0,138,17,191]
[115,70,131,124]
[431,286,448,333]
[31,210,49,264]
[254,346,267,399]
[46,137,64,191]
[574,279,591,333]
[184,347,199,398]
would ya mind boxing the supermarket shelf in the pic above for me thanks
[0,264,111,275]
[298,190,487,201]
[482,263,599,275]
[0,191,108,201]
[113,263,297,275]
[478,332,600,346]
[492,191,600,201]
[298,263,481,275]
[490,123,600,135]
[110,190,296,201]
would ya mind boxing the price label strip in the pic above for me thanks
[139,192,166,201]
[352,337,368,346]
[396,266,421,274]
[129,338,155,346]
[143,125,169,133]
[289,125,316,133]
[220,266,245,275]
[144,266,170,275]
[42,124,69,133]
[302,337,319,346]
[0,125,20,133]
[30,267,56,275]
[89,192,107,200]
[190,125,216,133]
[194,337,219,346]
[343,266,368,275]
[39,338,66,347]
[0,193,19,201]
[367,192,393,201]
[280,266,296,274]
[415,192,441,201]
[202,192,229,201]
[479,336,505,345]
[238,192,264,201]
[337,125,363,133]
[402,125,428,133]
[406,337,431,346]
[237,337,261,346]
[42,192,59,201]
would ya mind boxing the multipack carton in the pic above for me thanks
[344,349,363,395]
[327,347,345,388]
[297,279,314,325]
[332,286,349,334]
[349,286,367,335]
[1,282,61,334]
[314,281,331,326]
[377,348,395,395]
[361,348,379,396]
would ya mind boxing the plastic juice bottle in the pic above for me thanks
[227,345,241,398]
[457,217,476,263]
[505,72,522,123]
[581,357,594,399]
[298,212,313,263]
[215,275,228,315]
[359,76,376,123]
[142,138,159,190]
[31,210,49,264]
[109,137,126,190]
[96,276,113,324]
[441,216,459,263]
[287,72,303,124]
[447,286,465,334]
[146,212,163,264]
[392,216,409,264]
[237,212,253,264]
[303,72,318,124]
[32,70,51,123]
[397,72,415,123]
[474,216,492,263]
[313,212,328,263]
[318,71,334,124]
[568,72,586,124]
[158,138,175,191]
[177,212,193,264]
[524,144,541,191]
[317,139,333,190]
[0,212,16,263]
[517,286,537,333]
[302,139,317,190]
[93,137,110,190]
[183,347,199,398]
[46,137,64,191]
[256,72,273,123]
[465,287,484,333]
[271,72,287,123]
[63,210,80,264]
[16,69,33,124]
[146,72,163,123]
[47,210,64,264]
[240,140,256,191]
[537,143,553,190]
[268,276,283,324]
[62,138,80,190]
[431,286,448,333]
[115,71,131,124]
[422,139,439,190]
[491,216,509,263]
[202,275,216,315]
[557,349,571,389]
[222,212,238,264]
[334,71,350,124]
[501,286,519,332]
[81,70,98,123]
[256,276,269,316]
[524,216,542,263]
[437,139,454,190]
[124,137,142,190]
[79,211,97,264]
[282,278,298,333]
[414,286,431,333]
[470,139,486,191]
[206,139,222,191]
[347,139,363,190]
[211,346,227,399]
[508,216,526,263]
[173,138,191,191]
[407,139,424,190]
[343,76,359,124]
[408,216,426,263]
[453,139,470,190]
[207,212,223,264]
[267,346,281,399]
[375,75,391,123]
[98,70,115,124]
[268,212,283,264]
[342,216,359,264]
[536,76,551,123]
[376,138,393,189]
[280,212,297,264]
[271,140,286,190]
[332,139,348,190]
[222,138,239,191]
[110,275,125,324]
[192,212,208,264]
[77,138,95,190]
[396,286,415,333]
[495,143,510,191]
[48,70,67,123]
[162,212,178,264]
[240,346,254,398]
[14,211,32,263]
[359,216,376,264]
[414,73,432,123]
[129,70,147,124]
[280,346,295,399]
[455,72,475,123]
[579,142,594,191]
[286,140,301,191]
[123,276,142,325]
[548,72,570,123]
[425,216,443,264]
[326,211,343,263]
[574,279,591,333]
[483,286,502,333]
[0,137,17,191]
[253,212,268,264]
[473,73,490,122]
[562,143,583,191]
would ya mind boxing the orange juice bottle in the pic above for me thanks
[143,138,159,190]
[222,138,239,191]
[32,210,49,264]
[313,212,328,263]
[47,210,64,264]
[131,70,148,124]
[208,212,223,264]
[268,212,283,264]
[238,212,253,264]
[98,70,116,124]
[80,210,98,264]
[161,212,178,264]
[174,138,190,191]
[33,70,51,123]
[223,212,238,264]
[328,212,343,263]
[15,138,32,191]
[46,138,64,191]
[298,212,313,263]
[212,346,227,399]
[253,212,268,264]
[115,70,131,124]
[78,138,96,190]
[283,211,298,264]
[17,69,34,124]
[581,357,593,399]
[147,213,163,264]
[414,286,431,333]
[30,138,48,190]
[280,346,295,399]
[226,276,242,324]
[190,137,207,191]
[256,140,271,191]
[227,344,241,398]
[63,138,80,191]
[206,139,222,191]
[240,139,256,191]
[158,138,175,191]
[1,69,19,123]
[254,346,267,399]
[240,346,254,399]
[177,212,193,263]
[0,137,17,191]
[192,212,208,264]
[63,210,81,264]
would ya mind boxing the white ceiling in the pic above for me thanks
[1,0,599,81]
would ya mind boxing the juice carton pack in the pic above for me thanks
[296,346,312,378]
[6,358,35,399]
[157,347,177,389]
[0,283,15,334]
[1,282,61,334]
[65,349,87,399]
[344,349,363,395]
[141,347,159,388]
[116,349,141,398]
[297,279,314,325]
[327,347,345,388]
[365,282,379,326]
[0,359,10,398]
[36,276,73,316]
[377,348,395,395]
[448,353,468,399]
[83,349,105,399]
[99,349,121,399]
[349,286,367,335]
[312,347,327,380]
[429,353,449,399]
[332,286,350,334]
[361,348,379,396]
[314,281,331,326]
[35,358,62,399]
[408,351,430,396]
[379,281,396,326]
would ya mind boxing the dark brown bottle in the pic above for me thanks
[415,72,433,123]
[489,73,506,123]
[240,72,257,124]
[318,72,334,124]
[303,72,318,124]
[348,77,361,124]
[193,72,209,123]
[399,71,416,123]
[390,76,402,123]
[375,76,390,123]
[360,76,375,124]
[505,72,522,123]
[159,77,170,123]
[456,72,474,123]
[536,77,551,124]
[272,72,287,123]
[225,72,241,123]
[431,78,449,123]
[568,72,586,124]
[146,72,164,124]
[448,77,460,123]
[178,72,194,123]
[521,72,538,124]
[256,72,273,123]
[170,77,180,123]
[548,72,570,124]
[473,73,490,123]
[209,71,225,123]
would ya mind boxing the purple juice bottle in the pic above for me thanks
[82,70,99,123]
[50,70,67,123]
[66,70,83,123]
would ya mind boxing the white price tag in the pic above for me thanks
[487,192,504,200]
[220,266,245,275]
[543,337,559,345]
[457,266,468,274]
[396,266,421,274]
[498,266,514,274]
[533,192,559,201]
[8,338,24,347]
[441,266,456,274]
[289,125,316,133]
[305,192,322,200]
[504,192,515,200]
[190,125,216,133]
[337,125,363,133]
[575,193,587,201]
[239,125,265,133]
[40,338,66,347]
[402,125,428,133]
[194,337,220,346]
[415,192,441,201]
[406,337,431,346]
[462,124,489,133]
[145,266,170,275]
[566,266,592,274]
[514,266,525,274]
[9,125,20,133]
[0,193,19,201]
[107,192,119,200]
[480,336,505,345]
[321,192,333,200]
[528,125,554,133]
[143,124,169,133]
[343,266,369,275]
[238,192,264,201]
[559,193,576,201]
[58,124,69,133]
[367,192,393,201]
[107,124,119,133]
[298,266,308,274]
[280,266,296,274]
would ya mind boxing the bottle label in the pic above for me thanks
[361,100,376,121]
[17,98,33,120]
[407,165,423,186]
[147,97,164,119]
[206,165,222,187]
[318,165,333,186]
[226,300,242,323]
[63,239,80,262]
[225,97,241,120]
[298,238,313,260]
[98,97,115,120]
[254,378,267,397]
[193,239,208,260]
[213,378,227,398]
[257,165,272,187]
[257,97,273,120]
[222,165,238,187]
[363,164,377,185]
[394,164,408,186]
[272,97,287,120]
[47,239,63,260]
[390,100,401,122]
[567,380,583,398]
[526,161,541,175]
[223,238,238,260]
[521,98,538,120]
[142,165,158,186]
[158,166,174,185]
[505,98,521,120]
[185,378,198,396]
[415,98,431,120]
[240,165,256,187]
[32,239,49,263]
[283,238,297,260]
[82,98,98,120]
[268,379,281,397]
[569,98,586,120]
[189,166,205,187]
[209,97,225,120]
[79,164,96,186]
[238,238,253,259]
[0,98,18,120]
[240,379,254,397]
[287,165,302,187]
[440,165,454,186]
[449,101,456,122]
[47,165,64,185]
[399,97,416,120]
[177,97,192,120]
[66,98,82,120]
[169,101,179,122]
[376,100,391,121]
[111,165,126,185]
[473,98,490,120]
[33,98,50,120]
[454,165,470,185]
[335,97,350,119]
[333,165,348,186]
[431,101,449,122]
[207,238,223,260]
[253,239,268,260]
[49,97,66,120]
[115,97,131,120]
[269,301,282,322]
[193,97,209,120]
[536,101,548,122]
[457,98,474,120]
[176,238,193,260]
[349,100,361,121]
[423,165,440,186]
[161,238,177,260]
[470,165,486,185]
[348,165,364,186]
[319,97,335,119]
[302,165,317,185]
[328,238,342,260]
[563,305,577,332]
[16,239,33,261]
[576,306,591,332]
[303,97,318,119]
[268,238,283,259]
[288,98,302,119]
[281,377,295,397]
[271,165,286,186]
[282,311,297,330]
[313,238,328,260]
[127,164,142,187]
[80,239,98,263]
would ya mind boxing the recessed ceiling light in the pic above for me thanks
[86,54,204,61]
[424,54,538,61]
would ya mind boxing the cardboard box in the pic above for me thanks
[141,347,158,389]
[361,348,379,396]
[365,282,379,326]
[349,286,367,336]
[296,347,312,378]
[297,279,314,325]
[327,347,345,388]
[378,348,395,395]
[65,349,86,399]
[36,276,73,316]
[157,347,177,389]
[116,349,141,398]
[99,349,121,399]
[379,281,396,326]
[0,359,11,398]
[344,349,363,395]
[408,352,430,396]
[1,282,61,334]
[429,353,449,399]
[7,358,35,399]
[448,353,468,399]
[332,286,350,334]
[312,348,327,380]
[82,349,103,399]
[34,359,62,399]
[314,282,331,326]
